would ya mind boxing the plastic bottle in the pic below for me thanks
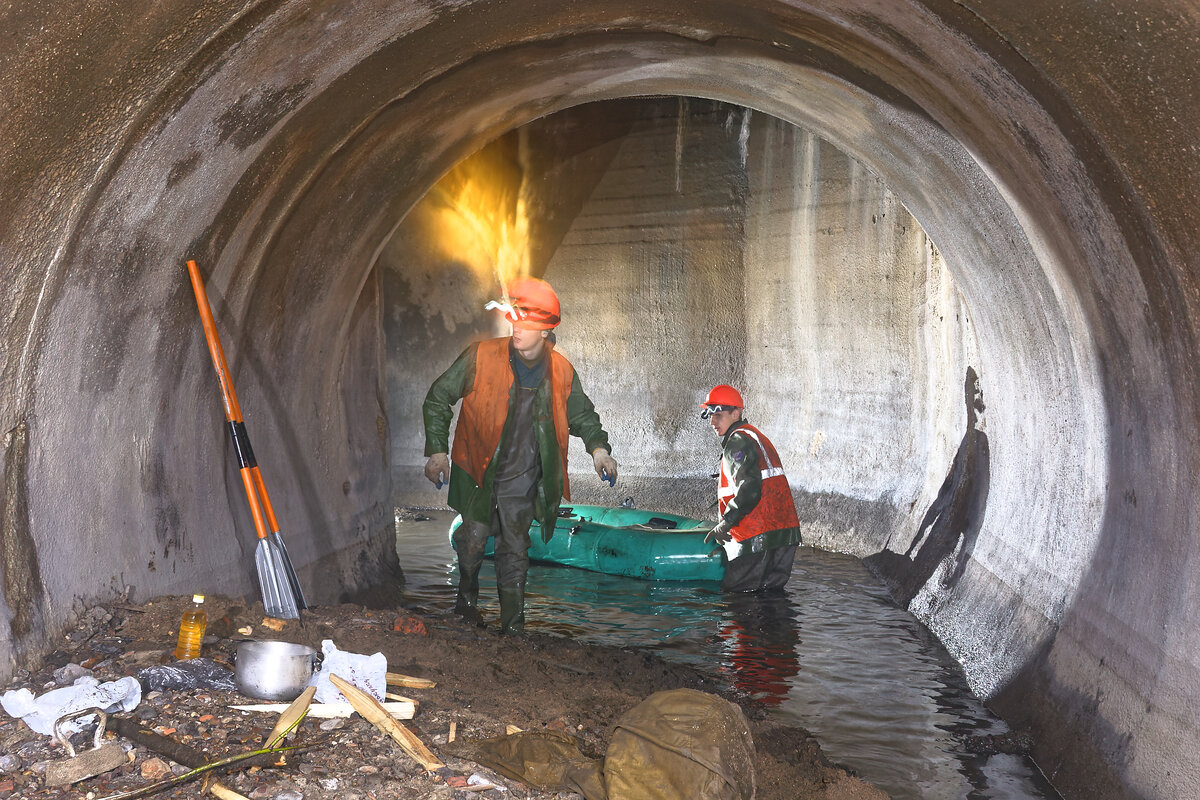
[174,594,207,660]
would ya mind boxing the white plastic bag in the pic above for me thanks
[308,639,387,705]
[0,675,141,736]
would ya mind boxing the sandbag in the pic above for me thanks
[443,730,606,800]
[604,688,756,800]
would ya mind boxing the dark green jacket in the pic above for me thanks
[423,340,611,535]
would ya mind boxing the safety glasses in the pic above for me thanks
[700,405,737,419]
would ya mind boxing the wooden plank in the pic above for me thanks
[329,674,444,771]
[231,700,414,719]
[385,671,436,689]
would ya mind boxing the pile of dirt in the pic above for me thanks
[0,595,887,799]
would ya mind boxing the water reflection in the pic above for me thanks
[394,510,1060,800]
[715,593,802,707]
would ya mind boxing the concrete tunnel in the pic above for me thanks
[1,2,1198,799]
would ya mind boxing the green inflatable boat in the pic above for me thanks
[448,504,724,581]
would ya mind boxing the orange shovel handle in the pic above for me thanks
[186,260,244,423]
[187,260,273,542]
[250,466,281,534]
[239,468,271,541]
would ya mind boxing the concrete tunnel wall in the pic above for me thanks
[384,92,1100,703]
[1,2,1198,799]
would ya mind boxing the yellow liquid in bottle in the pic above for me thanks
[174,595,207,660]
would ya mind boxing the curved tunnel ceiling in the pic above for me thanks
[4,3,1199,800]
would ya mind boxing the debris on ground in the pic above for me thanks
[0,595,888,799]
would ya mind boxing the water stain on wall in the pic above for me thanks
[2,421,47,641]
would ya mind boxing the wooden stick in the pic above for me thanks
[107,717,252,800]
[384,691,417,704]
[329,674,444,771]
[385,671,436,689]
[231,700,414,719]
[448,721,457,744]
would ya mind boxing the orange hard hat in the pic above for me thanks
[701,384,744,409]
[502,277,561,330]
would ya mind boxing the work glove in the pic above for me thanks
[593,449,618,486]
[424,453,450,488]
[704,518,733,545]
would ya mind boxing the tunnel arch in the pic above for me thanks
[230,12,1113,699]
[4,3,1197,800]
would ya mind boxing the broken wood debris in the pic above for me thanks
[264,685,315,748]
[231,699,415,718]
[386,671,436,689]
[329,673,444,772]
[107,716,266,800]
[384,690,418,704]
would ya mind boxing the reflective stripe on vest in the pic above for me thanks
[718,423,800,543]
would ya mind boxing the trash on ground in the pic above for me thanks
[0,675,141,736]
[44,709,127,787]
[467,772,505,791]
[106,714,252,800]
[0,595,872,800]
[445,688,757,800]
[137,658,238,692]
[329,673,444,772]
[310,639,386,703]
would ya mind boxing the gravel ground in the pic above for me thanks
[0,595,888,800]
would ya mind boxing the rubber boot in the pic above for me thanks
[454,558,485,627]
[498,584,525,635]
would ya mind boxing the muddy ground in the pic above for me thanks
[0,594,888,799]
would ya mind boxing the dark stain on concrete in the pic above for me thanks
[166,150,202,188]
[76,234,154,395]
[2,421,47,640]
[215,82,312,150]
[141,451,185,560]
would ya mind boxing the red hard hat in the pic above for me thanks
[701,384,744,408]
[503,277,561,330]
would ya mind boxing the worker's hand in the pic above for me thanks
[424,453,450,488]
[593,449,618,486]
[704,518,733,545]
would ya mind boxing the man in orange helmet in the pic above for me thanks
[422,277,618,633]
[701,385,802,591]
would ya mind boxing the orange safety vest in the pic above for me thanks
[451,337,575,497]
[718,423,800,542]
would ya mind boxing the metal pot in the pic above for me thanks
[234,640,319,701]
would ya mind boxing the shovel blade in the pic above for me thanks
[270,531,307,611]
[256,536,306,620]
